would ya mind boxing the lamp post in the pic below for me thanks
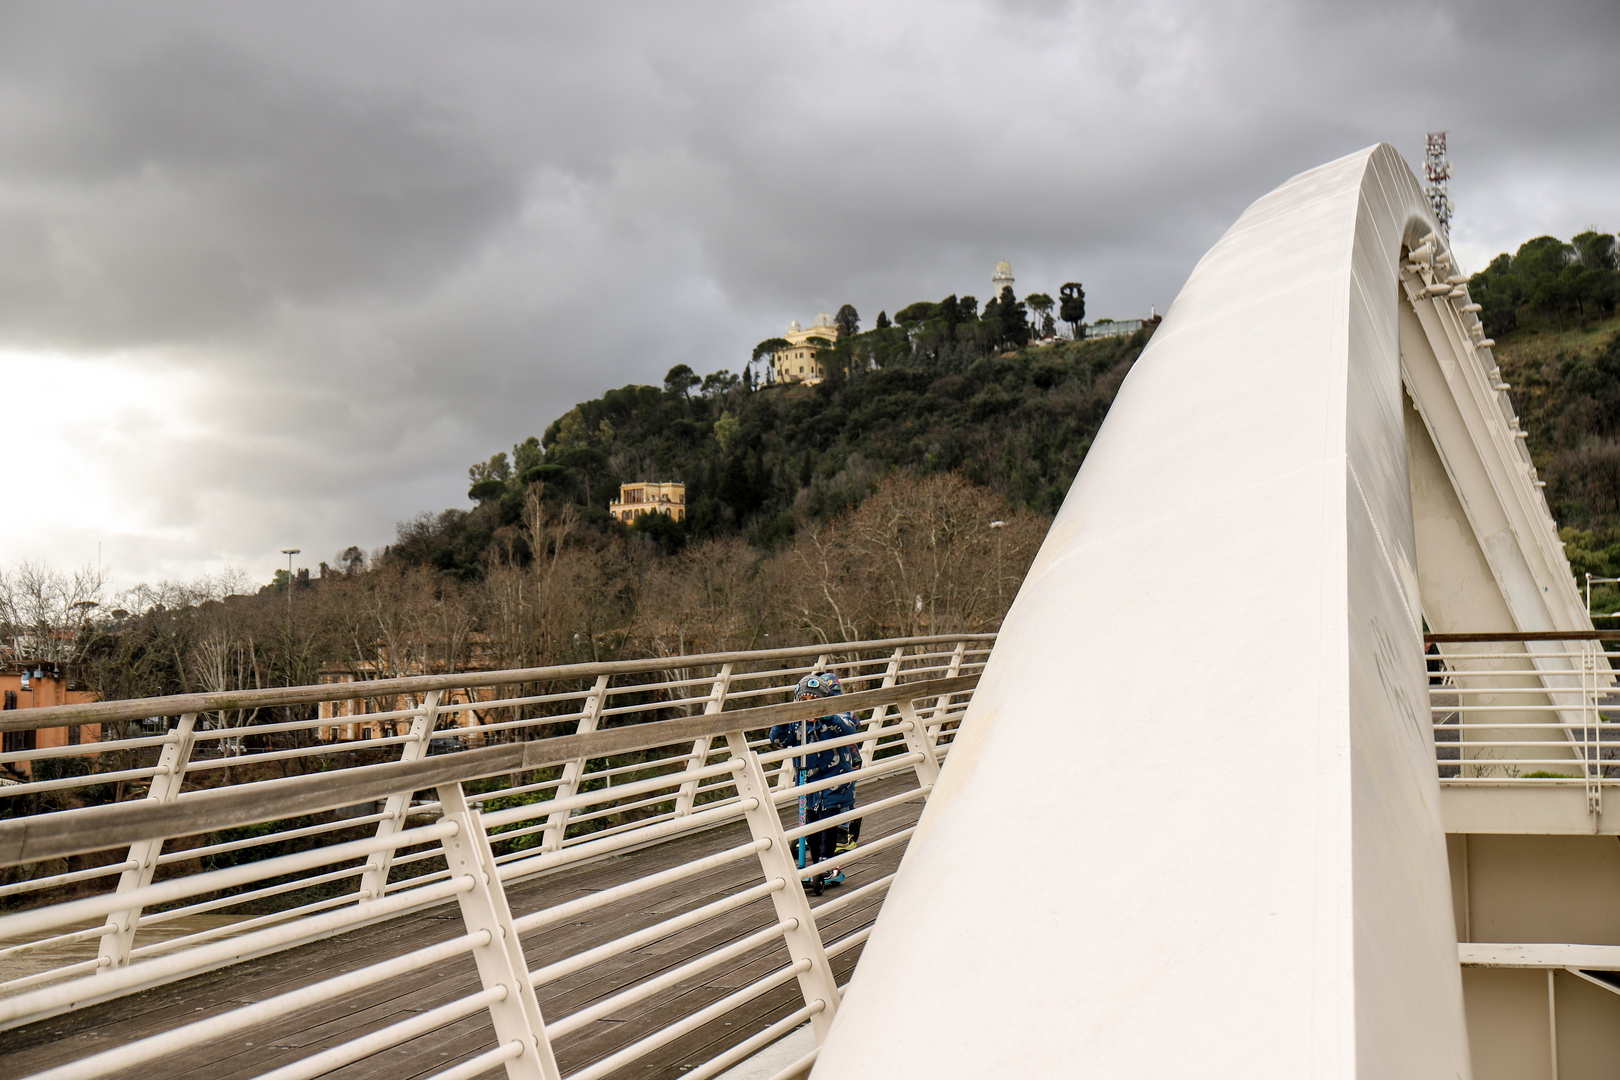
[281,549,301,624]
[989,521,1007,606]
[281,549,300,711]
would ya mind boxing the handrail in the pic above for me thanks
[0,634,995,731]
[0,674,977,868]
[1427,634,1617,814]
[1425,631,1620,643]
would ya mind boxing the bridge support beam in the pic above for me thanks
[97,712,198,972]
[437,782,560,1080]
[674,664,734,816]
[359,690,442,902]
[815,145,1479,1077]
[541,675,609,852]
[726,732,843,1043]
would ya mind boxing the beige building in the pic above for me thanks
[609,481,686,523]
[772,313,837,385]
[316,638,502,744]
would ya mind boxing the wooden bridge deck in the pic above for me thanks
[1,781,920,1080]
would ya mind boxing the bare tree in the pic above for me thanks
[0,561,108,663]
[779,473,1046,641]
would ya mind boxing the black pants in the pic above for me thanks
[803,803,839,868]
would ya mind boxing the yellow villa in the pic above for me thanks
[609,481,686,523]
[772,313,837,385]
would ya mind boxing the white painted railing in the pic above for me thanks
[1429,632,1619,812]
[0,635,989,1079]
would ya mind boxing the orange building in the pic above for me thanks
[1,662,99,779]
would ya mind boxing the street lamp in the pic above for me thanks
[281,549,301,620]
[280,549,301,728]
[282,545,300,672]
[989,521,1007,605]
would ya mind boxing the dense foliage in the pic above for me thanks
[1469,231,1618,337]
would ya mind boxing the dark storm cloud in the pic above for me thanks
[0,0,1615,583]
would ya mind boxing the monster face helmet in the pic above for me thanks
[794,672,842,701]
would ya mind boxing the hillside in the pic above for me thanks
[397,323,1153,578]
[1459,230,1620,609]
[1491,311,1620,609]
[64,294,1137,708]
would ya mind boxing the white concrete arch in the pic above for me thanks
[812,144,1587,1077]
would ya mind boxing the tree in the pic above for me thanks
[544,408,590,454]
[749,337,790,386]
[664,364,699,399]
[805,335,839,383]
[894,301,937,325]
[700,370,739,397]
[1574,231,1617,273]
[714,411,742,452]
[977,293,1001,349]
[835,304,860,338]
[993,286,1029,349]
[0,561,108,664]
[875,311,890,330]
[511,436,544,476]
[555,446,609,504]
[781,473,1044,640]
[468,452,511,502]
[340,546,366,575]
[1026,293,1054,339]
[1059,282,1086,338]
[1469,255,1522,337]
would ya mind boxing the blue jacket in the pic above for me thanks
[770,711,859,811]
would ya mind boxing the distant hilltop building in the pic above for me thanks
[772,313,837,386]
[609,481,687,523]
[991,260,1014,298]
[1083,308,1160,340]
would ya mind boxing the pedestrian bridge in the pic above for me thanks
[0,635,990,1079]
[6,143,1620,1079]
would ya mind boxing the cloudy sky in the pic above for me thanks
[2,0,1616,589]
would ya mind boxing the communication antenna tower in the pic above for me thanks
[1424,131,1453,235]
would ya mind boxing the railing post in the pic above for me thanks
[1584,643,1602,819]
[541,674,610,852]
[359,690,443,902]
[926,639,968,741]
[724,732,842,1042]
[859,647,906,769]
[97,712,199,972]
[436,782,560,1080]
[674,664,733,816]
[895,696,942,787]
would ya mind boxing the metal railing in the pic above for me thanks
[1428,631,1620,814]
[0,634,990,1079]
